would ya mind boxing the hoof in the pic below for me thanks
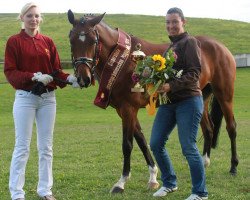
[148,181,159,190]
[204,159,210,168]
[229,168,237,176]
[203,155,210,168]
[110,186,124,194]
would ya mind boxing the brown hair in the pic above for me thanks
[167,7,185,21]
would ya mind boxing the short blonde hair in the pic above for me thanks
[18,2,43,29]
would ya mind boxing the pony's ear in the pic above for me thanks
[68,9,75,24]
[89,12,106,27]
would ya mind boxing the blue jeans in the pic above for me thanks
[150,96,208,197]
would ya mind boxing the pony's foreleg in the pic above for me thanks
[202,153,210,168]
[134,122,159,189]
[110,127,133,194]
[148,165,159,189]
[110,173,131,193]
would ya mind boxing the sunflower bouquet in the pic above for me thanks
[131,47,182,114]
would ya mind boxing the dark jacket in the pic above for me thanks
[167,32,202,103]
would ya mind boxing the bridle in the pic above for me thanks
[70,27,101,78]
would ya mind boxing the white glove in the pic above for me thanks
[67,74,80,88]
[32,72,53,86]
[32,72,42,79]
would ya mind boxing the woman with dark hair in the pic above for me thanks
[150,7,208,200]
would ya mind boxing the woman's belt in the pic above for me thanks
[24,83,55,96]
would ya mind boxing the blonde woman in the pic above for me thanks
[4,2,78,200]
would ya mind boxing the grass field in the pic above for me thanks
[0,66,249,200]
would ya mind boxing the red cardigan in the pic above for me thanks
[4,29,69,90]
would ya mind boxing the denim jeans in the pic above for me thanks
[150,95,208,197]
[9,90,56,200]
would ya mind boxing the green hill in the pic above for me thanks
[1,13,250,62]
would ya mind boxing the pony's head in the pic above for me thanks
[68,10,105,88]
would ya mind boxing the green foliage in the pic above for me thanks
[0,66,250,199]
[133,50,177,92]
[0,13,250,63]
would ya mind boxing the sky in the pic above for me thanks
[0,0,250,23]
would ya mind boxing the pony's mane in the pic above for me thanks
[79,13,96,24]
[83,13,95,18]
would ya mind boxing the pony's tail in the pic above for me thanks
[210,96,223,148]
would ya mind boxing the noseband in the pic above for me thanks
[70,28,101,77]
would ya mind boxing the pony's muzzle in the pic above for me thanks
[77,76,91,88]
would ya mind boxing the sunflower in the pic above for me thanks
[152,54,166,71]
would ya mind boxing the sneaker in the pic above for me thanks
[185,194,208,200]
[40,195,56,200]
[153,186,178,197]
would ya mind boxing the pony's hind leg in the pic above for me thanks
[200,90,213,167]
[228,118,238,175]
[200,109,213,167]
[213,89,239,175]
[223,105,239,175]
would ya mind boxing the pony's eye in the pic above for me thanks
[79,35,86,42]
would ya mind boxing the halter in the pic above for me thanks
[70,28,101,77]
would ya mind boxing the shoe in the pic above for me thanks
[185,194,208,200]
[153,186,178,197]
[15,199,25,200]
[40,195,56,200]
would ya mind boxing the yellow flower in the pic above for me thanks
[132,47,179,109]
[152,54,166,71]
